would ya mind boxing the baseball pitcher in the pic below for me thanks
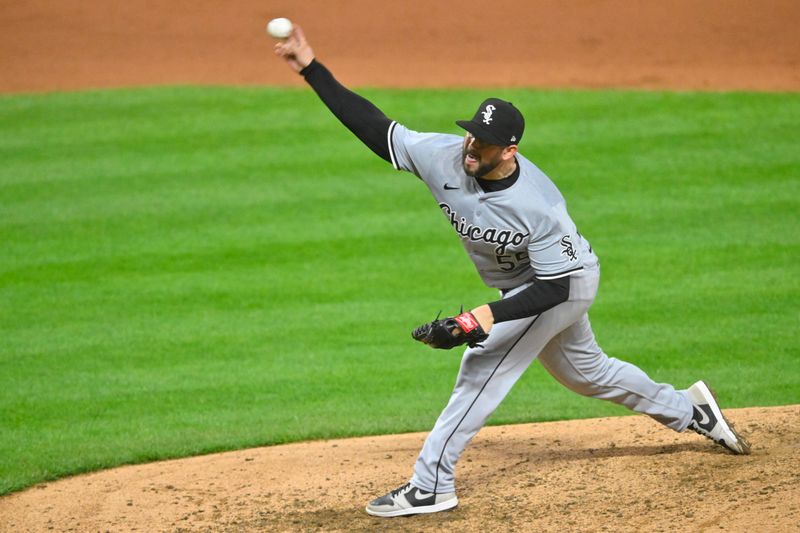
[273,25,751,518]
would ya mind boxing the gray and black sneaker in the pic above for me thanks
[686,380,751,454]
[365,482,458,517]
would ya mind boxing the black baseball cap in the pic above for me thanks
[456,98,524,147]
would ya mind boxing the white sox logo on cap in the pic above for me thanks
[456,98,525,147]
[481,104,496,125]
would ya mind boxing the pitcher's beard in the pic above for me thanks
[463,151,500,178]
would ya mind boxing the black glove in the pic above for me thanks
[412,311,489,350]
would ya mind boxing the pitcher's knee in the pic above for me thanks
[563,377,607,397]
[554,361,620,398]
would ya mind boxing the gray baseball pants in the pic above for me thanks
[410,267,694,494]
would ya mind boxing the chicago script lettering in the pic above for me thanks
[439,202,528,254]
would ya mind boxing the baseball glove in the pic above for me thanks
[412,311,489,350]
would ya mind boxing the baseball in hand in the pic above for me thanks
[267,18,293,39]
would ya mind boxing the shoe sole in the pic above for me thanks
[365,497,458,517]
[695,381,752,455]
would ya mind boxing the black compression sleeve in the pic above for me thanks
[488,276,571,323]
[300,59,393,162]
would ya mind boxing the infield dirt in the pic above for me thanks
[2,0,800,93]
[1,407,798,532]
[1,1,798,532]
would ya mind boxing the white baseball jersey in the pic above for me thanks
[388,123,598,290]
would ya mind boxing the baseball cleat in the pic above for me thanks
[686,380,751,455]
[365,482,458,517]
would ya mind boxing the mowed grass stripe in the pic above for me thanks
[1,87,798,494]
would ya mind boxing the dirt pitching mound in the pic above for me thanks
[1,406,797,532]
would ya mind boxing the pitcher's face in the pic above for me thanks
[462,133,505,178]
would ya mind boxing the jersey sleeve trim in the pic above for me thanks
[387,121,399,170]
[535,266,585,281]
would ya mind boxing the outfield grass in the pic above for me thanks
[1,87,798,494]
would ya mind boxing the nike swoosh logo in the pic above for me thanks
[444,184,459,190]
[694,404,716,431]
[405,488,436,506]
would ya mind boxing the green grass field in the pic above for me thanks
[1,87,798,495]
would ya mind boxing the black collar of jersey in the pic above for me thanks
[474,158,520,193]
